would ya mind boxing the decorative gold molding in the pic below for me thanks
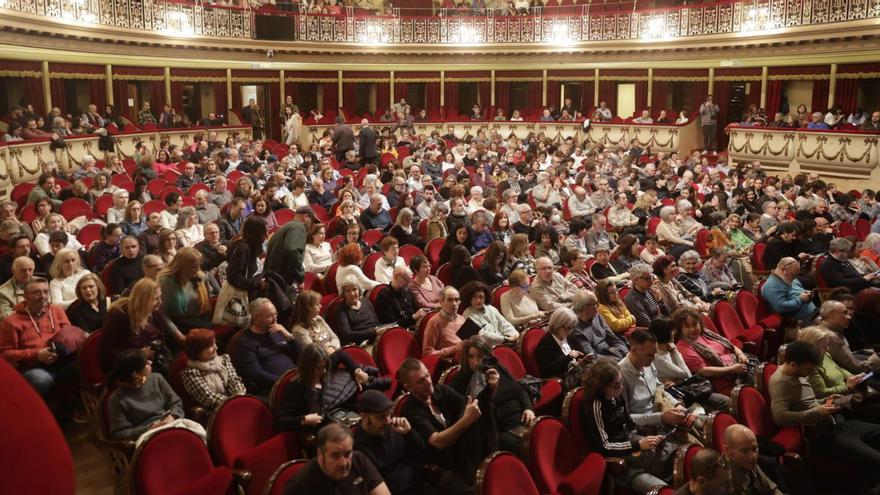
[766,74,830,80]
[495,77,543,82]
[230,77,280,83]
[169,76,227,82]
[47,72,105,79]
[837,72,880,79]
[713,75,763,81]
[598,76,649,81]
[0,70,41,78]
[284,77,338,83]
[111,74,165,81]
[653,76,710,81]
[341,78,391,83]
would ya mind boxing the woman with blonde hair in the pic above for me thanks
[507,233,536,276]
[106,189,130,224]
[34,213,82,256]
[289,289,340,353]
[49,248,89,309]
[65,273,108,332]
[174,206,204,248]
[158,247,212,332]
[99,278,184,374]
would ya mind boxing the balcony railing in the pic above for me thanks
[2,0,879,43]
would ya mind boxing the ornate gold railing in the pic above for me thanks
[2,0,880,43]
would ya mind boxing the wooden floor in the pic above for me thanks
[64,421,116,495]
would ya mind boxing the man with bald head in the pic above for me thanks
[530,257,578,311]
[0,256,35,318]
[723,424,783,495]
[374,266,428,330]
[761,256,816,323]
[358,119,378,166]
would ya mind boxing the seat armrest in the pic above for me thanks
[558,453,607,495]
[232,469,252,487]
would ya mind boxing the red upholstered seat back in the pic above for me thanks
[78,330,105,386]
[435,263,453,284]
[492,285,510,309]
[695,229,710,257]
[209,395,276,467]
[426,238,445,269]
[562,387,590,456]
[647,217,662,236]
[760,363,778,401]
[477,452,540,495]
[373,327,419,377]
[362,252,383,280]
[341,345,377,368]
[324,263,340,295]
[710,412,738,450]
[751,242,767,271]
[61,197,92,219]
[815,255,829,288]
[363,229,384,246]
[526,417,580,494]
[519,328,545,377]
[0,360,76,495]
[77,223,103,246]
[492,345,527,379]
[737,386,776,438]
[169,352,200,414]
[94,193,114,217]
[133,428,223,495]
[439,364,461,384]
[714,301,746,341]
[399,244,424,265]
[682,445,702,483]
[265,460,309,495]
[269,369,299,413]
[735,290,760,329]
[274,208,295,225]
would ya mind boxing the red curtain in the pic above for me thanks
[170,81,184,113]
[529,81,544,118]
[599,81,617,117]
[113,79,130,116]
[3,76,44,114]
[581,81,595,114]
[376,82,391,116]
[495,82,510,118]
[811,79,829,113]
[444,81,459,119]
[393,82,407,110]
[88,79,107,112]
[834,78,858,111]
[268,82,280,140]
[149,81,165,110]
[546,80,561,113]
[692,81,709,105]
[765,80,784,116]
[478,81,491,117]
[49,79,67,113]
[322,82,339,118]
[342,83,358,119]
[215,83,228,122]
[651,80,668,116]
[713,81,732,149]
[634,80,647,117]
[231,82,243,113]
[425,82,441,118]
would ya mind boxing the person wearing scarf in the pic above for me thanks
[181,329,246,414]
[673,308,752,396]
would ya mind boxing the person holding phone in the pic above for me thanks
[769,340,880,485]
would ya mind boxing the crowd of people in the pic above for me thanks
[2,91,880,495]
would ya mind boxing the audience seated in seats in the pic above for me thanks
[408,255,444,310]
[656,206,694,259]
[477,241,509,287]
[722,424,785,495]
[65,273,107,333]
[676,250,727,303]
[439,223,473,265]
[760,256,816,322]
[820,237,880,293]
[0,276,76,399]
[107,349,206,444]
[274,343,376,435]
[194,223,225,291]
[157,228,179,265]
[157,247,213,332]
[48,249,89,311]
[585,213,617,255]
[649,318,730,411]
[817,300,879,375]
[360,194,392,232]
[137,212,163,256]
[284,422,391,495]
[231,298,299,397]
[174,207,205,248]
[287,289,338,354]
[160,192,183,230]
[534,307,586,379]
[398,357,497,491]
[673,308,752,397]
[770,340,880,489]
[335,278,384,346]
[499,269,545,329]
[375,267,427,331]
[34,214,83,257]
[762,222,806,271]
[619,329,700,437]
[374,237,406,285]
[422,286,467,360]
[449,336,535,455]
[193,190,221,225]
[0,257,36,318]
[569,289,629,360]
[652,255,711,313]
[580,357,670,494]
[217,198,245,243]
[459,281,518,346]
[590,242,630,284]
[596,279,637,334]
[565,249,597,291]
[27,174,63,209]
[303,223,332,276]
[335,243,381,295]
[796,326,880,423]
[225,218,268,303]
[672,448,731,495]
[354,389,429,495]
[529,256,577,311]
[119,202,147,240]
[449,244,481,288]
[99,278,183,375]
[178,328,246,414]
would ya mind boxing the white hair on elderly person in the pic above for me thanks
[660,206,677,219]
[548,307,578,335]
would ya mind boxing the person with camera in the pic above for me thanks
[449,336,535,455]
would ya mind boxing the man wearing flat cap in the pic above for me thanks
[354,390,429,495]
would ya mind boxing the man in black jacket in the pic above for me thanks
[358,119,378,166]
[820,237,879,293]
[762,222,808,270]
[374,267,429,330]
[331,116,355,163]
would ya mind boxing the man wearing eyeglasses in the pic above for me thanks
[374,267,428,331]
[761,257,816,323]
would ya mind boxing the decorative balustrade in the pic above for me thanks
[727,125,880,182]
[3,0,880,43]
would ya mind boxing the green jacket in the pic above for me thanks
[807,353,852,399]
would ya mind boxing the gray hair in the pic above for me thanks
[175,207,197,229]
[571,289,597,313]
[548,307,578,334]
[762,201,777,212]
[248,297,273,316]
[819,300,846,318]
[676,200,693,212]
[660,206,676,219]
[678,250,701,264]
[862,233,880,250]
[628,263,653,280]
[829,237,853,253]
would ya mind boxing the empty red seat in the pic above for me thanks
[525,417,606,495]
[362,252,383,280]
[131,428,233,495]
[518,328,545,377]
[476,452,541,495]
[263,460,309,495]
[77,223,104,247]
[362,229,384,247]
[714,300,764,351]
[705,411,738,451]
[274,208,295,225]
[398,244,424,265]
[492,345,562,415]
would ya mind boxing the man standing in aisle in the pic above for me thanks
[700,95,720,155]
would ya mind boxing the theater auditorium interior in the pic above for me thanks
[3,0,880,494]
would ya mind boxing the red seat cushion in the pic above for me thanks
[772,427,803,453]
[171,467,233,495]
[234,434,292,495]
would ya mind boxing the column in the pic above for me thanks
[647,68,653,111]
[164,67,171,106]
[390,71,395,107]
[593,68,600,107]
[541,69,547,107]
[760,66,768,108]
[279,70,285,105]
[105,65,113,106]
[490,70,495,108]
[708,68,715,96]
[440,70,445,108]
[226,69,232,114]
[41,61,51,111]
[338,70,343,109]
[828,63,838,109]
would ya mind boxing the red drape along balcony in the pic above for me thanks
[393,71,441,119]
[835,63,880,113]
[169,68,227,122]
[48,63,107,113]
[230,69,280,139]
[444,71,490,120]
[1,61,44,114]
[766,65,831,116]
[548,70,595,117]
[714,67,762,148]
[652,68,709,119]
[112,66,165,121]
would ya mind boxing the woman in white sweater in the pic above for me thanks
[304,223,333,275]
[499,269,547,328]
[49,248,89,309]
[461,281,518,346]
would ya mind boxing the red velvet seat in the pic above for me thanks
[324,263,339,295]
[732,385,802,455]
[372,327,419,378]
[264,460,309,495]
[673,444,703,487]
[426,237,445,270]
[368,284,386,305]
[647,217,662,236]
[362,228,384,247]
[518,328,546,377]
[112,174,135,193]
[130,428,233,495]
[188,183,211,196]
[398,244,424,265]
[310,204,330,223]
[147,179,167,199]
[694,229,710,258]
[751,242,768,272]
[78,330,105,419]
[756,362,777,401]
[208,395,301,495]
[274,208,295,225]
[476,452,542,495]
[94,193,114,217]
[362,252,383,280]
[77,222,104,247]
[435,262,453,285]
[11,182,35,208]
[492,345,562,415]
[439,364,460,384]
[340,344,378,368]
[143,199,166,217]
[302,272,323,294]
[714,300,764,351]
[492,285,510,309]
[524,417,606,495]
[736,289,782,331]
[60,197,92,219]
[0,359,76,495]
[704,411,738,451]
[168,352,207,421]
[856,218,871,241]
[19,203,37,224]
[269,369,299,413]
